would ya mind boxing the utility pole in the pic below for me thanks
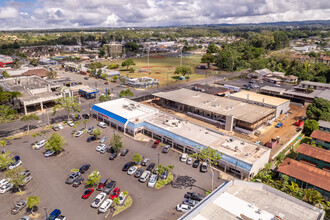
[44,207,48,219]
[167,72,169,87]
[180,49,183,66]
[147,46,150,70]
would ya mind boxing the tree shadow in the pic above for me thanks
[171,175,207,192]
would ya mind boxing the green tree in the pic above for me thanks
[112,197,120,210]
[99,49,105,57]
[174,65,192,77]
[0,151,13,170]
[216,47,235,71]
[92,128,101,138]
[0,139,7,152]
[110,134,123,153]
[129,67,135,73]
[201,53,216,68]
[303,189,324,205]
[99,94,111,102]
[155,164,174,178]
[1,71,10,78]
[206,44,219,53]
[45,132,65,154]
[0,105,18,123]
[27,196,40,215]
[112,75,118,82]
[32,133,40,144]
[53,97,81,121]
[20,114,39,132]
[121,58,136,70]
[108,64,119,69]
[29,59,39,67]
[125,42,141,54]
[190,146,222,191]
[86,170,101,187]
[303,119,319,136]
[132,153,143,164]
[119,89,134,98]
[306,98,330,121]
[6,166,26,192]
[82,119,88,129]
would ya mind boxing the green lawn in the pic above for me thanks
[113,196,133,216]
[102,54,206,87]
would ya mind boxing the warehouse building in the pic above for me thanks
[91,98,271,179]
[153,88,275,134]
[228,90,290,119]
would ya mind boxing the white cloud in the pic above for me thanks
[0,0,329,29]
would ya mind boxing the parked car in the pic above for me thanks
[47,209,61,220]
[186,157,193,165]
[0,178,10,188]
[55,215,66,220]
[72,177,84,187]
[20,170,30,177]
[161,170,168,179]
[110,187,120,200]
[19,216,30,220]
[11,200,27,215]
[82,114,90,119]
[100,136,108,143]
[183,198,199,207]
[67,121,75,127]
[58,124,63,130]
[74,114,81,120]
[65,172,81,184]
[75,130,84,137]
[120,149,129,156]
[275,122,283,128]
[91,192,107,208]
[139,171,151,183]
[52,126,59,131]
[21,176,32,186]
[192,159,200,168]
[98,199,112,213]
[275,84,281,87]
[82,188,94,199]
[87,126,94,134]
[35,140,46,150]
[97,178,108,191]
[118,191,128,205]
[109,153,118,160]
[97,122,107,128]
[127,166,138,175]
[134,168,144,178]
[146,163,155,172]
[162,145,171,153]
[103,181,116,194]
[44,149,55,157]
[200,162,208,173]
[87,136,96,142]
[184,192,205,201]
[176,204,192,212]
[79,164,90,174]
[0,183,13,193]
[8,156,22,170]
[141,158,150,166]
[147,174,158,188]
[180,153,188,162]
[122,162,135,171]
[99,146,108,154]
[96,144,107,152]
[151,140,160,148]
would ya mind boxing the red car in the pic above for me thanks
[110,187,120,200]
[82,188,94,199]
[97,178,108,191]
[151,140,160,148]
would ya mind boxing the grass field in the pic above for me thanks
[102,54,206,86]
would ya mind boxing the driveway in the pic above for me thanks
[0,121,225,220]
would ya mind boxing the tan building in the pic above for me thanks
[103,43,122,58]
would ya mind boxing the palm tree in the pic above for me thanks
[112,197,120,210]
[303,189,323,205]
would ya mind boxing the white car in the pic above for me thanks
[186,157,193,165]
[35,140,46,150]
[0,183,13,193]
[67,121,75,127]
[127,166,138,175]
[118,192,127,205]
[91,192,107,208]
[97,122,106,128]
[176,204,192,212]
[75,131,84,137]
[180,153,188,162]
[96,144,107,152]
[8,159,22,170]
[139,170,151,183]
[99,136,108,144]
[0,178,10,188]
[147,174,158,188]
[58,124,64,129]
[98,199,112,213]
[21,176,33,186]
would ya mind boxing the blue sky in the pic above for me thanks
[0,0,329,30]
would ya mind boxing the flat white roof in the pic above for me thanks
[94,98,158,122]
[230,90,289,106]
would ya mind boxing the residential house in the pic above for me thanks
[311,130,330,150]
[319,120,330,132]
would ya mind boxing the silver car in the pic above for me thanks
[100,136,108,144]
[186,157,193,165]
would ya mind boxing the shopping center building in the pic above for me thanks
[91,98,271,179]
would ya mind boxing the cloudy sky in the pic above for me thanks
[0,0,330,30]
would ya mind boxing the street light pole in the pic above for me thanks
[158,153,160,165]
[43,207,48,219]
[44,105,49,125]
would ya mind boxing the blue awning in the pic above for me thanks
[91,105,127,124]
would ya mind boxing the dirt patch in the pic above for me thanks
[140,66,176,69]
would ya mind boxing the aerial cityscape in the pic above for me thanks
[0,1,330,220]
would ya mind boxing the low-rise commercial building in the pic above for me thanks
[296,143,330,170]
[311,130,330,150]
[91,98,271,179]
[179,179,324,220]
[319,120,330,132]
[153,88,275,134]
[229,90,290,119]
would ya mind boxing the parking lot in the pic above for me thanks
[0,119,225,220]
[221,78,294,91]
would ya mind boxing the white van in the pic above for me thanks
[139,170,151,183]
[180,153,188,162]
[97,122,107,128]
